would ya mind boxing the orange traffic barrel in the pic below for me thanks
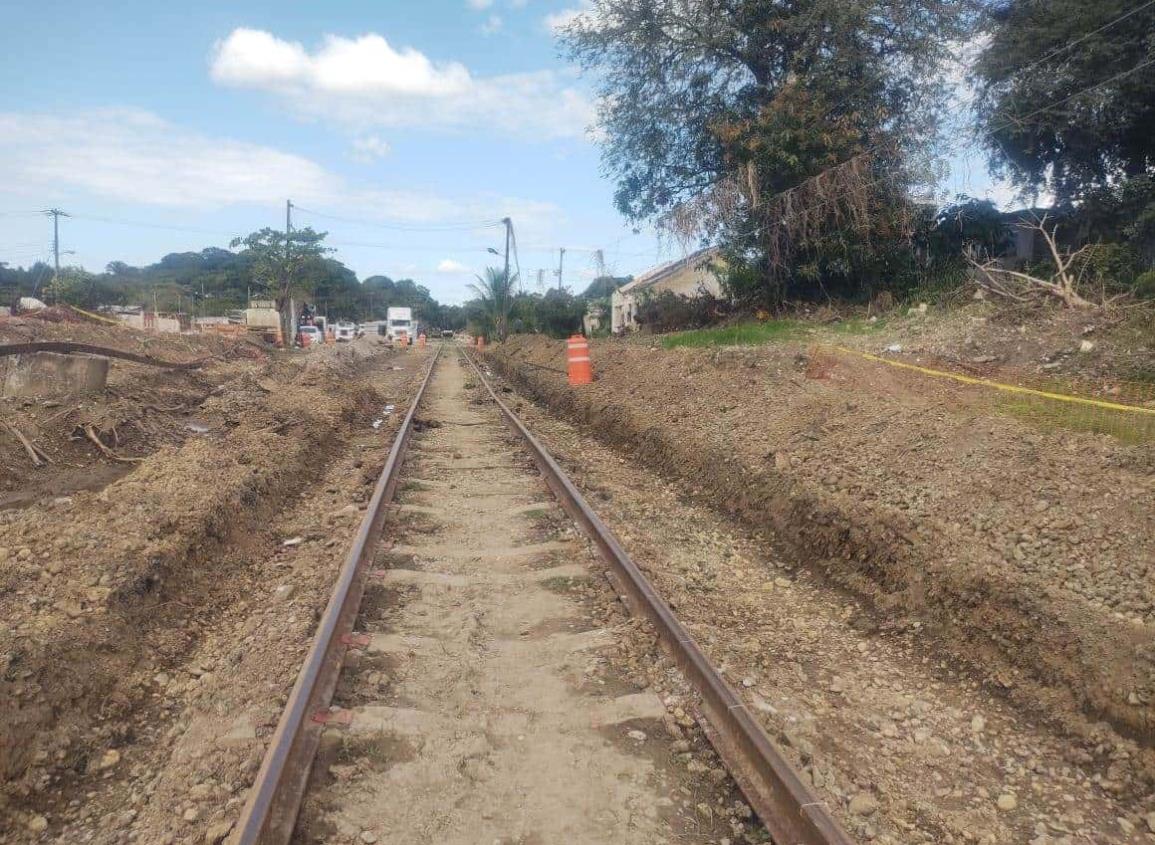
[398,334,409,348]
[477,336,485,350]
[567,334,593,385]
[418,333,427,348]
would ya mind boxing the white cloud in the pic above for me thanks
[437,258,472,273]
[209,28,593,139]
[543,3,592,33]
[480,14,503,35]
[466,0,493,8]
[0,108,335,209]
[351,135,391,163]
[0,109,563,232]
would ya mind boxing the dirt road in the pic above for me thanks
[295,352,741,844]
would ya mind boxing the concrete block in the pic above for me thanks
[2,352,110,398]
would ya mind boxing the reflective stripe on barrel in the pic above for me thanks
[566,334,593,385]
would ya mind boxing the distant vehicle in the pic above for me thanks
[386,307,414,345]
[334,323,355,342]
[441,329,454,339]
[297,325,323,348]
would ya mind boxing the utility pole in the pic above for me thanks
[283,199,293,342]
[502,217,512,283]
[285,199,293,281]
[43,208,70,292]
[556,247,565,294]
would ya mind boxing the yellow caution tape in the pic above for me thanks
[67,305,121,326]
[833,346,1155,416]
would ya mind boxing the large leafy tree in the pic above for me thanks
[974,0,1155,249]
[230,227,332,341]
[563,0,974,304]
[975,0,1155,203]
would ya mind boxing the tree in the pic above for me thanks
[581,275,630,299]
[974,0,1155,208]
[563,0,974,305]
[230,227,332,343]
[469,267,517,341]
[927,196,1012,261]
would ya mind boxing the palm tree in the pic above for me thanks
[469,266,517,341]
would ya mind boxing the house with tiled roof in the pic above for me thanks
[610,247,723,333]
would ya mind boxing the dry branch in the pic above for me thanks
[82,425,143,463]
[3,421,52,467]
[967,214,1096,309]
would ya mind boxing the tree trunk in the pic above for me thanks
[276,296,293,348]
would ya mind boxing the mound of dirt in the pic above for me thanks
[0,342,418,828]
[487,334,1155,787]
[0,317,271,509]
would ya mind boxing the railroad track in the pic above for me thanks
[232,344,851,845]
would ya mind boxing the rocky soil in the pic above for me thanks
[486,333,1155,791]
[0,339,431,844]
[0,310,263,508]
[492,371,1155,843]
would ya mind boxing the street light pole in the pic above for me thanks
[502,217,512,284]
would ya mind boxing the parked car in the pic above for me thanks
[297,325,323,348]
[334,323,355,342]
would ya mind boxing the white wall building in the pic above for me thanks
[610,247,723,333]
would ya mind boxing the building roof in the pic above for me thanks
[618,247,721,295]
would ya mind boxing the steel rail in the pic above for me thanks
[0,341,209,369]
[231,345,441,845]
[464,350,854,845]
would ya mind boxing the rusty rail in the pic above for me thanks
[234,341,850,845]
[464,350,853,845]
[0,341,210,369]
[231,345,440,845]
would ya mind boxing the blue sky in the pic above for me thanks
[0,1,1004,304]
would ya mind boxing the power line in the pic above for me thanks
[732,49,1155,242]
[292,204,505,233]
[67,213,236,238]
[994,56,1155,128]
[1014,0,1155,78]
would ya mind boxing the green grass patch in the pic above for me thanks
[999,398,1155,445]
[660,317,885,349]
[540,575,581,592]
[828,317,888,336]
[661,320,805,348]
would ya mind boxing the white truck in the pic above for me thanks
[385,307,414,345]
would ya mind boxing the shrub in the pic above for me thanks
[1135,270,1155,300]
[634,289,729,333]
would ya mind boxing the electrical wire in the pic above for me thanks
[326,238,505,252]
[1013,0,1155,77]
[726,48,1155,244]
[292,204,505,233]
[67,213,236,238]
